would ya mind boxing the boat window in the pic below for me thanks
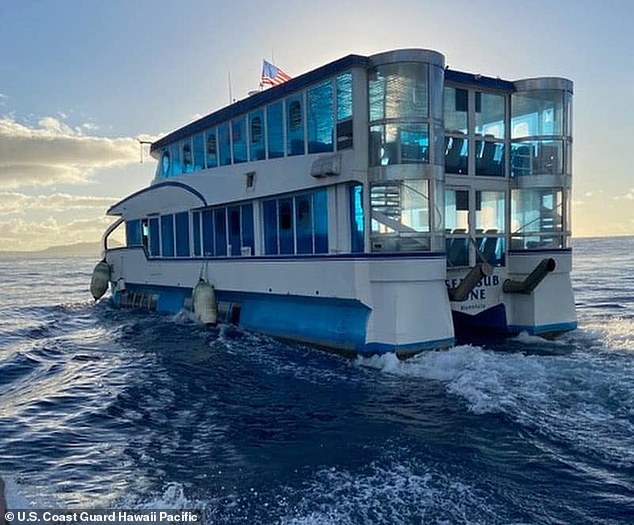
[444,189,469,267]
[511,139,563,177]
[336,72,352,121]
[160,214,175,257]
[125,219,142,246]
[445,136,468,174]
[218,123,231,166]
[511,188,564,249]
[263,200,278,255]
[249,110,265,161]
[182,141,193,174]
[370,123,429,166]
[307,81,334,154]
[286,94,305,156]
[369,62,429,121]
[295,194,313,253]
[232,117,247,164]
[161,150,170,177]
[214,208,227,255]
[175,212,190,256]
[349,184,364,253]
[475,191,505,266]
[278,198,294,254]
[313,190,328,254]
[228,206,241,255]
[444,87,468,134]
[148,218,160,257]
[206,129,218,168]
[475,92,505,139]
[193,134,205,171]
[511,90,564,138]
[241,203,254,255]
[267,101,284,159]
[475,140,505,177]
[202,210,214,256]
[192,211,201,256]
[170,144,182,176]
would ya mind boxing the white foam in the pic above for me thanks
[2,475,33,509]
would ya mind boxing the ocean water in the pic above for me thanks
[0,237,632,524]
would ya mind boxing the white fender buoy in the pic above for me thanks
[192,278,217,325]
[90,259,110,300]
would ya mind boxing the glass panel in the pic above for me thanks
[241,203,254,255]
[445,136,468,174]
[444,87,468,134]
[175,212,190,256]
[182,140,193,173]
[476,191,505,232]
[206,129,218,168]
[400,124,429,164]
[336,72,352,121]
[401,180,429,232]
[267,101,284,159]
[475,92,505,139]
[214,209,227,256]
[371,182,401,233]
[149,218,160,257]
[161,150,170,177]
[511,188,564,249]
[202,210,214,256]
[511,90,564,138]
[444,189,469,232]
[193,134,205,171]
[125,219,142,246]
[313,189,328,253]
[370,124,428,166]
[218,123,231,166]
[263,200,278,255]
[160,214,174,257]
[278,198,294,254]
[307,81,334,154]
[286,94,304,156]
[349,184,364,253]
[232,117,247,164]
[295,194,313,254]
[228,206,241,256]
[511,140,563,176]
[429,64,443,121]
[337,119,353,150]
[249,110,265,161]
[368,62,428,121]
[192,211,201,256]
[475,140,505,176]
[170,145,181,176]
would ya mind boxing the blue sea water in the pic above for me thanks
[1,237,633,524]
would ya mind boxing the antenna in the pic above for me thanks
[138,139,152,163]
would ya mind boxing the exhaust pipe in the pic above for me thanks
[448,262,494,302]
[503,258,556,294]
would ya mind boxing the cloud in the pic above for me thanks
[613,188,634,201]
[0,192,118,215]
[0,116,143,188]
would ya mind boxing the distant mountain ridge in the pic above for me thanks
[0,241,122,259]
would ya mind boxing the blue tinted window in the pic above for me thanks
[161,150,170,177]
[307,82,334,154]
[349,185,364,253]
[149,217,160,256]
[170,145,182,176]
[182,140,193,173]
[202,210,214,256]
[206,129,218,168]
[249,110,265,161]
[295,194,313,254]
[232,118,247,164]
[313,189,328,253]
[175,212,189,256]
[337,73,352,121]
[192,212,201,256]
[160,214,174,257]
[278,198,294,254]
[228,206,241,256]
[241,203,254,254]
[286,94,304,156]
[218,123,231,166]
[214,209,227,256]
[401,124,429,163]
[267,102,284,159]
[193,134,205,171]
[125,219,142,246]
[263,200,278,255]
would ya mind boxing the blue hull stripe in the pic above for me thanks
[508,322,578,335]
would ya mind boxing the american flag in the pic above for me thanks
[260,60,292,87]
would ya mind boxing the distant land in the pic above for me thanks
[0,241,121,259]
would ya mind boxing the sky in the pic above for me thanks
[0,0,632,250]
